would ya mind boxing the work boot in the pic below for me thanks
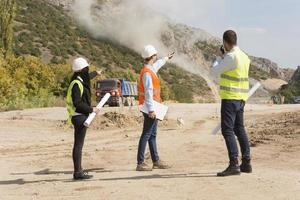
[240,158,252,173]
[153,160,171,169]
[73,171,93,180]
[136,163,153,171]
[217,159,241,177]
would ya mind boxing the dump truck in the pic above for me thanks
[95,79,138,107]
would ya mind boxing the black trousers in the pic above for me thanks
[71,115,88,173]
[221,100,251,161]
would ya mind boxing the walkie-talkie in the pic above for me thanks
[220,45,225,55]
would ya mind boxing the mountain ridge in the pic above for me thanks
[13,0,295,104]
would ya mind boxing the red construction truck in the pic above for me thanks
[95,79,138,107]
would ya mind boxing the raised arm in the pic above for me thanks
[210,54,237,78]
[152,52,175,73]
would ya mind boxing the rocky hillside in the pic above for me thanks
[67,0,292,87]
[13,0,214,103]
[46,0,73,9]
[161,23,293,82]
[13,0,293,104]
[279,66,300,103]
[250,56,294,81]
[289,66,300,84]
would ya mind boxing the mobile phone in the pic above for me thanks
[220,46,225,54]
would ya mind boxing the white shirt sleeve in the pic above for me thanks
[152,57,169,73]
[212,57,222,68]
[210,54,237,78]
[142,72,154,112]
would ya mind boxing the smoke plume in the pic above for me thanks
[72,0,220,101]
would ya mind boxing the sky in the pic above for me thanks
[146,0,300,68]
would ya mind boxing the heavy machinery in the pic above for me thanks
[95,79,138,107]
[271,94,285,104]
[292,96,300,104]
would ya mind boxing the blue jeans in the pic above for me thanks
[137,113,160,164]
[221,100,251,161]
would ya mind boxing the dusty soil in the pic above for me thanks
[247,112,300,147]
[0,104,299,200]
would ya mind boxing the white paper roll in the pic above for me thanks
[248,82,262,98]
[212,82,262,135]
[84,93,111,127]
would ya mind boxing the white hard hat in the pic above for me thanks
[142,45,158,59]
[72,57,89,72]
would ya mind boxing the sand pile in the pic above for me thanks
[92,112,142,129]
[90,112,177,130]
[58,111,177,131]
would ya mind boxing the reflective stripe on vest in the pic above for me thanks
[138,67,161,105]
[66,79,84,124]
[221,74,249,82]
[220,86,249,93]
[219,48,250,101]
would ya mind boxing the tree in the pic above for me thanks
[0,0,16,58]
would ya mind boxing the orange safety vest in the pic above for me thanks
[138,66,162,105]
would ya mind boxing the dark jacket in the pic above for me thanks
[71,71,97,115]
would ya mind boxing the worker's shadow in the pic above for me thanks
[0,178,69,185]
[98,172,217,181]
[0,168,111,185]
[61,172,218,184]
[10,167,112,176]
[0,171,217,185]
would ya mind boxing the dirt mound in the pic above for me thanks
[55,112,141,130]
[57,111,177,131]
[91,112,177,130]
[247,112,300,146]
[93,112,142,129]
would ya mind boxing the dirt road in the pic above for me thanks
[0,104,299,200]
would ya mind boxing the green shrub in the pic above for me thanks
[1,0,215,110]
[0,54,71,110]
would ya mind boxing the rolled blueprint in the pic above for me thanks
[84,93,111,127]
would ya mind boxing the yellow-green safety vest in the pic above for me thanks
[66,79,84,124]
[220,48,250,101]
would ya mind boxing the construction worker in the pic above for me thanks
[66,57,102,180]
[136,45,174,171]
[211,30,252,176]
